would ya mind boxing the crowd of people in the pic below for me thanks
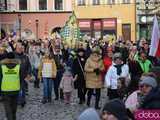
[0,34,160,120]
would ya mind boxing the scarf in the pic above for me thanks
[114,64,123,75]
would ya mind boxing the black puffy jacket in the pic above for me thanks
[140,87,160,109]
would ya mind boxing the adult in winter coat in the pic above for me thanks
[0,52,23,120]
[102,48,113,82]
[137,51,152,74]
[139,76,160,109]
[72,48,86,104]
[84,47,104,109]
[127,45,143,93]
[14,41,32,107]
[105,53,130,100]
[38,51,57,103]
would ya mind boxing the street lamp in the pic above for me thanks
[35,19,39,40]
[18,13,22,40]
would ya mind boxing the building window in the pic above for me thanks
[123,0,130,4]
[55,0,63,10]
[107,0,115,4]
[78,0,85,6]
[0,0,7,11]
[93,0,100,5]
[39,0,47,10]
[19,0,27,10]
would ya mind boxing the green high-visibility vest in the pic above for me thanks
[1,64,20,92]
[138,60,151,73]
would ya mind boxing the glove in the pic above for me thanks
[94,68,100,75]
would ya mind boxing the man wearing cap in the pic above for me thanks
[0,52,23,120]
[139,76,160,109]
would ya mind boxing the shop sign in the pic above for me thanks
[79,21,91,28]
[103,20,116,28]
[93,21,101,30]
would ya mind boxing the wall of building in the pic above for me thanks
[73,0,136,41]
[1,12,71,39]
[5,0,72,12]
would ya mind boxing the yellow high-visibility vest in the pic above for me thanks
[1,64,20,92]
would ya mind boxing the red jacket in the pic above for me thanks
[101,57,112,81]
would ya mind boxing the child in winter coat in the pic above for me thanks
[60,67,77,104]
[38,51,57,103]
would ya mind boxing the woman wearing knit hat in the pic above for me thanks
[138,75,160,109]
[125,73,160,112]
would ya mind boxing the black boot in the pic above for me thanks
[41,97,47,104]
[60,89,64,100]
[86,89,92,107]
[54,88,59,100]
[95,99,101,109]
[87,99,90,107]
[87,95,91,107]
[48,97,52,103]
[79,99,83,104]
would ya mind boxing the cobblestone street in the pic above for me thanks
[0,82,108,120]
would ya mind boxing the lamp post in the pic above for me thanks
[144,0,150,40]
[35,19,39,40]
[18,13,22,40]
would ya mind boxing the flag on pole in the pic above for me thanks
[60,12,81,48]
[149,15,160,57]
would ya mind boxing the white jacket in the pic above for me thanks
[105,63,130,89]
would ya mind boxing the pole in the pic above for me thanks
[18,14,21,40]
[35,19,39,40]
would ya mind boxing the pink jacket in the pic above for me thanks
[60,74,75,93]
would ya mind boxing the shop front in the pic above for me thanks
[78,18,117,40]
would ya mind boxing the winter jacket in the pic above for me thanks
[84,55,104,89]
[14,52,32,80]
[38,57,57,79]
[140,87,160,109]
[29,52,41,69]
[105,63,130,89]
[137,59,152,73]
[102,56,112,81]
[72,56,86,89]
[60,73,74,93]
[0,58,23,95]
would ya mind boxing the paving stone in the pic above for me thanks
[0,82,108,120]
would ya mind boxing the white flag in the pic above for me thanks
[149,15,160,57]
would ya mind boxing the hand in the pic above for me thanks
[74,74,78,80]
[94,68,100,75]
